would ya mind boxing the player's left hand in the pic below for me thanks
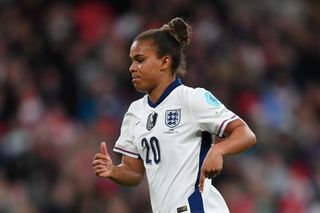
[199,146,224,193]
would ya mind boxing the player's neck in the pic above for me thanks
[148,77,176,104]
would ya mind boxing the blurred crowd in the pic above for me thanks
[0,0,319,212]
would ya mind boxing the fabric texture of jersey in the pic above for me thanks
[113,79,237,213]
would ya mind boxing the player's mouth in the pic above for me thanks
[132,76,141,84]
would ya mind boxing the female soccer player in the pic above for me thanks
[92,17,256,213]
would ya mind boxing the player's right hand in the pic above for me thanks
[92,142,114,178]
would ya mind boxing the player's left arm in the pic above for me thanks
[199,118,256,192]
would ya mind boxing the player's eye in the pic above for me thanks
[136,58,144,63]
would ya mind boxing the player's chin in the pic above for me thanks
[133,82,148,93]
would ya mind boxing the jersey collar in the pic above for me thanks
[148,78,182,108]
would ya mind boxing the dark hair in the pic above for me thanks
[134,17,192,76]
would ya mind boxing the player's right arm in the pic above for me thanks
[92,142,145,186]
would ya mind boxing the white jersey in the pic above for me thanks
[113,79,237,213]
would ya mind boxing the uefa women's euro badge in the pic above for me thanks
[205,91,221,108]
[165,109,181,128]
[146,112,158,130]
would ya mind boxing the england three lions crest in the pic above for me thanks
[165,109,181,128]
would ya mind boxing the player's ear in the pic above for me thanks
[160,56,171,71]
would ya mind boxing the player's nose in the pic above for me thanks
[129,62,136,73]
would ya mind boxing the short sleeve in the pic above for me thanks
[113,109,140,159]
[189,88,238,137]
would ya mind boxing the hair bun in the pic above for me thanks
[161,17,192,48]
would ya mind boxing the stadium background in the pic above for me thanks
[0,0,319,212]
